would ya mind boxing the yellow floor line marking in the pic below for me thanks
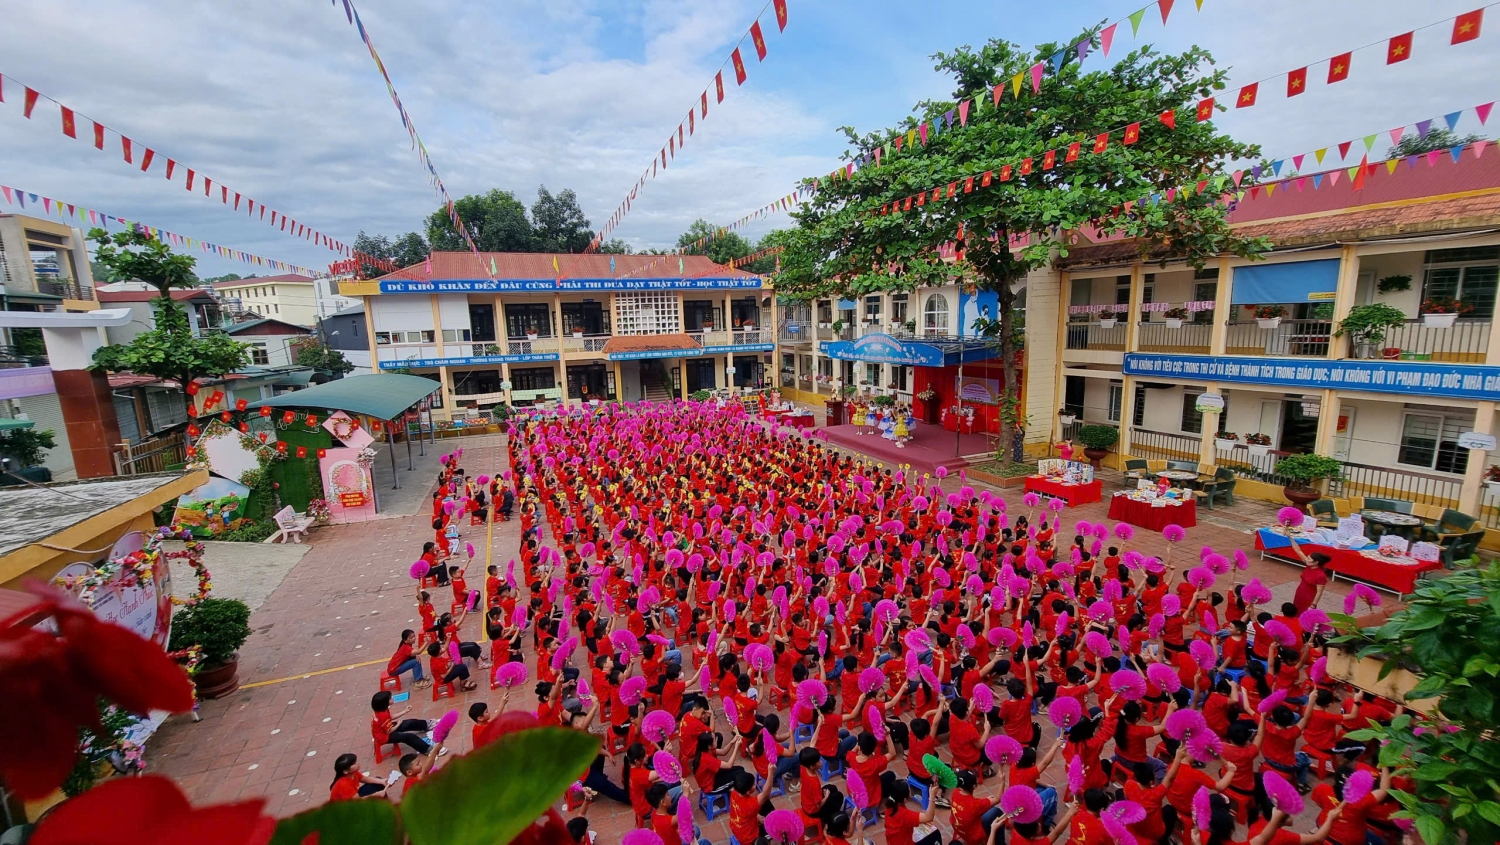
[239,658,386,689]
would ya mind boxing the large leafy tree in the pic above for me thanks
[776,32,1268,465]
[352,230,430,276]
[427,189,536,253]
[678,219,754,266]
[87,229,249,391]
[531,186,594,253]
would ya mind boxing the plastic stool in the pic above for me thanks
[373,740,397,763]
[794,723,815,745]
[699,788,731,821]
[756,774,785,798]
[820,755,844,779]
[379,671,402,692]
[432,679,456,701]
[842,796,879,827]
[907,776,931,809]
[451,601,467,617]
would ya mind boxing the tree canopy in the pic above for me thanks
[530,187,595,253]
[353,230,430,278]
[1388,127,1485,159]
[775,30,1267,463]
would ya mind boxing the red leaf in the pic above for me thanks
[56,608,194,715]
[31,776,272,845]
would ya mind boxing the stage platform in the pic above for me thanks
[817,422,996,476]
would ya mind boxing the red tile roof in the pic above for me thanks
[377,252,757,282]
[601,334,702,354]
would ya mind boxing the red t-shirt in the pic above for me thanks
[949,718,983,768]
[950,792,993,845]
[883,806,920,845]
[729,790,762,843]
[999,695,1033,741]
[329,771,366,801]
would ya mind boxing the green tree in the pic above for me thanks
[390,231,430,268]
[427,189,535,253]
[530,186,594,253]
[1388,127,1484,159]
[743,228,794,275]
[775,33,1265,467]
[596,238,633,254]
[202,272,248,284]
[678,219,753,266]
[87,230,249,390]
[295,340,355,376]
[0,427,55,467]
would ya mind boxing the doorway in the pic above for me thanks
[1278,400,1320,454]
[566,363,609,401]
[685,359,718,392]
[1063,376,1085,419]
[732,355,760,387]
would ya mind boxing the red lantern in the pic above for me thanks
[186,446,197,457]
[317,448,327,458]
[306,414,319,427]
[258,432,268,443]
[186,424,200,438]
[184,381,200,396]
[238,423,249,433]
[220,411,231,422]
[295,446,307,458]
[275,441,288,453]
[259,407,272,418]
[282,411,296,424]
[235,399,248,411]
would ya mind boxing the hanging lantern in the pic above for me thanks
[306,414,319,427]
[186,424,200,438]
[186,446,197,457]
[238,423,249,433]
[258,432,269,443]
[259,407,272,418]
[184,381,200,396]
[220,411,232,422]
[235,399,248,411]
[295,446,308,458]
[282,411,296,424]
[317,448,327,458]
[275,441,288,453]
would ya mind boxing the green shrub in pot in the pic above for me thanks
[168,597,252,668]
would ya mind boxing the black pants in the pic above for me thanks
[389,718,431,754]
[443,664,471,684]
[357,782,385,797]
[458,642,482,662]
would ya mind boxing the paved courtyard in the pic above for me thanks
[145,427,1366,839]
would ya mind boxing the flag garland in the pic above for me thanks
[588,0,793,250]
[330,0,491,277]
[0,183,325,277]
[0,70,355,259]
[834,6,1491,185]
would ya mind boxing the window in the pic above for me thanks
[1422,246,1499,317]
[1132,385,1146,427]
[891,365,910,391]
[441,329,473,343]
[375,332,392,345]
[865,296,882,321]
[511,367,556,391]
[273,303,279,314]
[891,294,909,325]
[1192,280,1218,324]
[270,286,276,297]
[923,294,949,335]
[505,304,553,338]
[1107,383,1123,423]
[1114,274,1154,310]
[613,292,680,335]
[248,344,269,365]
[1398,412,1472,474]
[865,363,881,385]
[1181,392,1204,434]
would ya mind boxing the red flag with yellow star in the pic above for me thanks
[1287,67,1307,97]
[715,71,725,102]
[1236,83,1258,109]
[773,0,789,31]
[1327,52,1352,83]
[1453,9,1483,44]
[750,21,767,60]
[1123,122,1141,144]
[731,48,747,84]
[1386,32,1412,64]
[1195,97,1215,121]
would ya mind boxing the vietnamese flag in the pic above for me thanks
[60,107,76,138]
[1093,133,1109,154]
[1327,52,1352,83]
[1386,32,1412,64]
[1195,97,1215,121]
[1453,9,1482,44]
[773,0,788,31]
[1065,142,1080,163]
[715,71,725,102]
[1042,150,1056,170]
[1123,122,1141,144]
[1236,83,1258,108]
[1287,67,1307,97]
[731,48,747,84]
[749,21,767,60]
[22,87,39,118]
[1021,158,1033,175]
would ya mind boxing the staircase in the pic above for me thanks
[641,361,674,402]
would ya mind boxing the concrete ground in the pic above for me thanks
[164,540,310,613]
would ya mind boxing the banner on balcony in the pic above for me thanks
[378,353,559,369]
[1124,352,1500,402]
[1229,259,1341,304]
[823,333,946,367]
[379,277,761,294]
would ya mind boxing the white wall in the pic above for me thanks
[14,393,75,480]
[437,295,472,335]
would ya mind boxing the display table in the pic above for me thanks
[1253,531,1442,595]
[1023,476,1102,507]
[1107,494,1197,530]
[783,412,815,429]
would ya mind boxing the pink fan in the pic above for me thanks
[643,710,677,743]
[763,728,779,766]
[1193,786,1213,832]
[957,625,976,650]
[868,706,886,742]
[1262,770,1304,815]
[1233,550,1250,571]
[1190,639,1217,671]
[797,679,828,709]
[874,599,900,623]
[986,735,1022,767]
[935,466,949,479]
[409,560,431,579]
[1114,523,1135,541]
[1022,492,1040,508]
[1164,708,1207,741]
[1186,567,1216,590]
[1083,631,1111,657]
[620,676,647,707]
[1277,506,1304,526]
[1300,608,1333,636]
[972,684,995,713]
[1088,600,1113,622]
[611,629,641,658]
[1112,669,1147,701]
[653,751,682,784]
[1148,613,1165,639]
[747,644,774,673]
[847,770,870,809]
[432,710,460,744]
[1147,662,1182,694]
[858,666,887,695]
[1100,812,1133,844]
[1022,621,1034,648]
[511,605,528,629]
[1161,594,1181,617]
[990,627,1018,649]
[1344,583,1382,615]
[1067,755,1085,794]
[764,809,803,845]
[724,601,737,624]
[448,639,462,664]
[932,567,952,588]
[1264,619,1297,648]
[1049,696,1082,730]
[1257,689,1289,715]
[722,696,739,727]
[1163,524,1186,543]
[1204,554,1230,576]
[1102,580,1123,603]
[1309,655,1328,684]
[1343,769,1376,804]
[1241,579,1273,605]
[494,662,528,689]
[1186,730,1222,763]
[918,665,940,689]
[622,831,663,845]
[1001,785,1043,824]
[1143,556,1166,574]
[904,629,932,652]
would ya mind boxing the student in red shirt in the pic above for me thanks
[329,752,388,800]
[370,690,436,756]
[881,780,939,845]
[726,770,776,844]
[386,629,431,689]
[397,740,444,797]
[948,770,995,845]
[992,801,1077,845]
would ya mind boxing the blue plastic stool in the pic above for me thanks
[843,796,879,827]
[907,776,931,809]
[756,774,785,798]
[794,723,815,744]
[820,755,845,779]
[699,788,731,821]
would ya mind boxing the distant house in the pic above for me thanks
[210,273,353,326]
[222,318,315,367]
[95,287,223,344]
[322,303,372,375]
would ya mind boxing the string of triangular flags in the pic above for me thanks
[588,0,791,251]
[0,184,325,277]
[678,189,807,254]
[727,245,784,269]
[827,5,1491,188]
[0,70,356,259]
[330,0,491,277]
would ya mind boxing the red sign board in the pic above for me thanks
[338,492,368,508]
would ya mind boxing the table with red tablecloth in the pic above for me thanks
[1107,494,1198,530]
[1252,534,1442,595]
[783,412,815,429]
[1023,476,1102,507]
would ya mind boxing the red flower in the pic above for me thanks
[30,775,274,845]
[0,584,194,799]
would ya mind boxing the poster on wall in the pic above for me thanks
[324,411,375,449]
[956,374,1001,404]
[321,447,377,523]
[52,531,173,648]
[958,289,1000,337]
[172,476,251,538]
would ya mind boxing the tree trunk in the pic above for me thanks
[997,278,1017,470]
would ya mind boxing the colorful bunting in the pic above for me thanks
[1287,67,1307,97]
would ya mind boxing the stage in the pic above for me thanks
[817,422,997,476]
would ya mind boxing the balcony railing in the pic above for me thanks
[1128,428,1202,461]
[1064,322,1127,352]
[1136,321,1212,353]
[779,321,812,342]
[505,336,555,355]
[561,334,610,354]
[1347,318,1491,363]
[1224,319,1332,358]
[37,279,94,301]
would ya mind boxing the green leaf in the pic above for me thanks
[401,726,599,845]
[271,797,400,845]
[1477,801,1500,826]
[1415,814,1446,845]
[1416,762,1460,781]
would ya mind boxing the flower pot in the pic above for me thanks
[1058,415,1076,426]
[526,333,538,341]
[1098,319,1117,329]
[1256,317,1282,330]
[1164,318,1184,329]
[193,654,241,700]
[1247,443,1271,457]
[572,332,583,339]
[1381,347,1401,359]
[1214,439,1237,451]
[1281,485,1321,511]
[1082,446,1109,470]
[1486,480,1500,497]
[1423,312,1459,328]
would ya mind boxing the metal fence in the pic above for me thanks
[1351,318,1490,363]
[1128,428,1201,460]
[1136,321,1212,352]
[1224,319,1333,357]
[113,432,187,476]
[1064,323,1127,351]
[1216,446,1464,509]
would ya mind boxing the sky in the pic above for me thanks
[0,0,1494,279]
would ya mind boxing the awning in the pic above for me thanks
[0,418,35,431]
[821,333,1006,367]
[245,373,441,419]
[1231,258,1341,304]
[273,369,316,387]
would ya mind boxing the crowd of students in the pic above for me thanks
[350,401,1416,845]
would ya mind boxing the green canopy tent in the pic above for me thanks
[246,374,441,493]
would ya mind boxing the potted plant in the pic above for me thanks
[526,329,539,341]
[904,319,917,334]
[1076,424,1120,470]
[1421,296,1472,328]
[1486,465,1500,496]
[1336,303,1407,359]
[1214,431,1239,452]
[1097,310,1119,329]
[1252,304,1287,329]
[830,318,847,336]
[1271,452,1343,511]
[1058,408,1076,426]
[1163,306,1190,329]
[167,597,252,699]
[1376,273,1412,293]
[1245,432,1273,457]
[571,327,584,339]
